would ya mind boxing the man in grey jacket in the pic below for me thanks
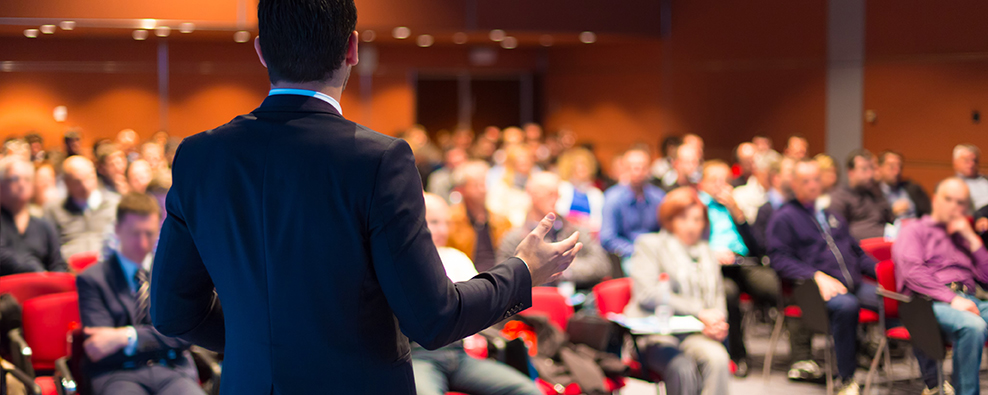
[44,155,119,259]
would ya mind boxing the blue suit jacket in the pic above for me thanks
[150,94,533,394]
[76,253,196,378]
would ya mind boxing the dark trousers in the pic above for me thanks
[90,364,204,395]
[723,264,781,361]
[825,282,879,380]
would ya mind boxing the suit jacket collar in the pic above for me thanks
[104,252,140,325]
[252,94,343,117]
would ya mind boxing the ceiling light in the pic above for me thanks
[40,25,56,34]
[489,29,506,42]
[1,61,13,72]
[24,29,39,38]
[579,31,596,44]
[132,30,149,41]
[392,26,411,39]
[416,34,434,47]
[452,32,468,45]
[155,26,171,37]
[539,35,554,47]
[500,36,518,49]
[179,23,195,33]
[233,31,251,43]
[140,19,156,30]
[59,21,76,30]
[362,30,376,42]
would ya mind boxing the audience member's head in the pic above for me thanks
[151,130,171,147]
[0,157,35,211]
[784,135,808,160]
[845,149,876,189]
[451,127,474,151]
[682,134,704,159]
[423,192,451,248]
[24,133,43,159]
[452,160,489,208]
[658,187,709,247]
[116,129,138,153]
[673,144,700,185]
[791,159,822,205]
[752,135,773,154]
[736,142,756,175]
[769,157,796,196]
[33,162,57,208]
[931,177,971,224]
[609,153,627,184]
[141,142,167,171]
[814,153,838,193]
[127,159,153,194]
[95,142,127,179]
[115,192,161,262]
[470,137,497,162]
[62,155,99,202]
[64,130,83,157]
[624,147,651,188]
[878,151,905,186]
[256,0,357,85]
[3,139,30,162]
[556,147,597,185]
[505,144,535,178]
[953,144,980,178]
[146,173,172,223]
[523,123,543,144]
[698,160,732,197]
[526,172,561,219]
[443,148,467,171]
[502,127,524,146]
[660,135,683,160]
[751,151,776,189]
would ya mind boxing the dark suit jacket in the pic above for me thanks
[76,253,196,378]
[750,202,776,258]
[150,94,533,394]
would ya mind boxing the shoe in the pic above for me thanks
[787,360,824,382]
[732,359,749,378]
[921,382,955,395]
[836,378,859,395]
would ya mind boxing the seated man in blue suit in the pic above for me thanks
[77,192,203,395]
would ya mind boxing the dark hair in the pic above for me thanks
[845,149,874,171]
[116,192,161,223]
[878,150,902,165]
[660,135,683,158]
[257,0,358,83]
[24,133,42,145]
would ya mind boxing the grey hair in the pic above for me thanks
[954,144,980,160]
[0,156,32,181]
[451,160,490,187]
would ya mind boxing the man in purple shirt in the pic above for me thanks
[893,177,988,395]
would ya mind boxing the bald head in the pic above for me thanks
[791,159,822,205]
[932,177,971,223]
[0,157,35,209]
[423,192,451,247]
[63,155,98,202]
[526,172,561,218]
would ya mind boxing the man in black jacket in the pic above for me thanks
[877,150,930,221]
[0,157,66,275]
[149,1,581,394]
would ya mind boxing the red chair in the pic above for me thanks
[520,287,574,331]
[9,292,80,377]
[0,272,77,304]
[859,238,893,262]
[67,251,100,273]
[592,278,632,317]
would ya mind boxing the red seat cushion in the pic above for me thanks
[35,376,57,395]
[0,272,76,304]
[859,309,879,324]
[784,305,802,317]
[21,292,80,371]
[886,326,910,341]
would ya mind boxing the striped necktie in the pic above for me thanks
[134,269,151,325]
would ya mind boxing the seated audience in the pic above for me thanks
[652,135,682,185]
[683,133,705,165]
[140,142,168,174]
[751,157,794,254]
[784,135,808,161]
[497,173,611,289]
[414,193,542,395]
[697,160,779,374]
[427,147,467,203]
[447,160,513,272]
[126,159,153,195]
[487,144,536,227]
[829,149,893,240]
[601,147,665,262]
[554,147,605,232]
[95,142,130,196]
[76,193,203,395]
[733,150,773,223]
[661,143,701,192]
[768,159,879,395]
[878,150,930,221]
[116,129,140,162]
[625,187,731,395]
[893,177,987,395]
[0,157,66,275]
[731,142,756,188]
[814,154,838,210]
[954,144,988,211]
[30,161,58,217]
[45,155,120,258]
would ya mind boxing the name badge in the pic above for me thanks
[828,214,840,230]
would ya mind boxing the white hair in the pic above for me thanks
[0,156,32,181]
[451,160,490,187]
[954,144,980,160]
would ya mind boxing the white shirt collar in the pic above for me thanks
[268,88,343,115]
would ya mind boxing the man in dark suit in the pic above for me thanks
[149,1,581,394]
[77,193,203,395]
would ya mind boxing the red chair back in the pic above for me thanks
[592,278,632,316]
[520,287,574,331]
[875,259,899,319]
[68,251,100,273]
[0,272,76,304]
[860,238,893,262]
[21,291,80,371]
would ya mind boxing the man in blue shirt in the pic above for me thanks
[77,193,203,395]
[601,147,665,262]
[697,160,780,377]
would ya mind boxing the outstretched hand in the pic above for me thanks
[514,213,584,286]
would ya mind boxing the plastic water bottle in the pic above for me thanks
[655,272,672,334]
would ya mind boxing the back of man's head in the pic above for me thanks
[257,0,357,83]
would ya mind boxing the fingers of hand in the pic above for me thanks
[532,213,556,239]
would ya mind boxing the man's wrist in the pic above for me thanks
[122,326,137,356]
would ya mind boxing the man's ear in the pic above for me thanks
[345,30,359,66]
[254,36,268,68]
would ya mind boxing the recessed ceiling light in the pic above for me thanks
[233,31,251,43]
[579,31,596,44]
[140,19,156,30]
[501,36,517,49]
[362,30,376,42]
[1,61,14,72]
[132,30,149,41]
[40,25,56,34]
[539,35,554,47]
[416,34,434,47]
[392,26,411,39]
[489,29,506,42]
[59,21,76,30]
[155,26,171,37]
[24,29,39,38]
[452,32,468,45]
[179,23,195,33]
